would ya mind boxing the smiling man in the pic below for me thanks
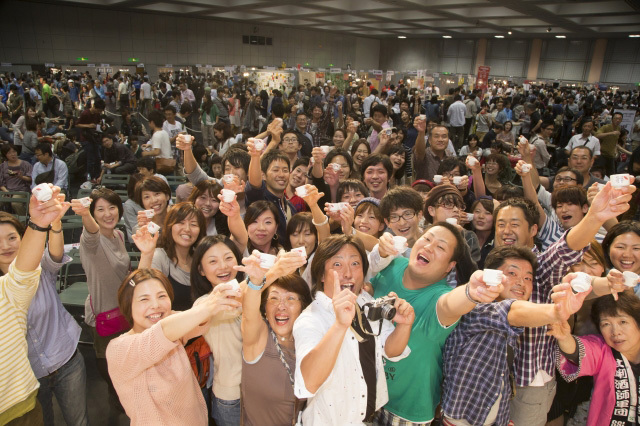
[380,187,424,254]
[442,246,589,426]
[413,119,454,182]
[361,154,393,200]
[492,183,634,425]
[371,222,499,424]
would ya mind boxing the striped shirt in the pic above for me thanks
[0,261,42,418]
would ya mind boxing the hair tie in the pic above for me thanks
[129,279,136,287]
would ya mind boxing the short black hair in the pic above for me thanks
[371,104,388,117]
[337,179,369,201]
[493,198,540,229]
[601,221,640,268]
[380,186,424,219]
[35,143,52,156]
[484,246,538,277]
[551,185,588,209]
[148,110,164,128]
[223,148,251,174]
[361,154,393,181]
[136,156,156,172]
[260,149,290,174]
[591,292,640,334]
[93,98,106,110]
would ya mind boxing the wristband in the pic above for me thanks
[312,215,329,227]
[247,276,267,291]
[465,284,480,305]
[50,227,63,234]
[27,220,52,232]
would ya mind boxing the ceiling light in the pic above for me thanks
[494,35,504,38]
[443,35,452,38]
[508,31,512,35]
[630,34,640,38]
[555,35,566,38]
[398,36,406,39]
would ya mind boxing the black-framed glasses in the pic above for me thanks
[556,177,577,183]
[389,211,417,223]
[436,201,466,211]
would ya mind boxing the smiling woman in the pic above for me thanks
[602,221,640,297]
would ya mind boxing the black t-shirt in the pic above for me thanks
[352,307,377,421]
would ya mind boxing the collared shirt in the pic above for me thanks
[245,181,297,243]
[514,232,587,387]
[442,299,523,426]
[27,251,79,379]
[181,88,195,104]
[363,94,381,118]
[293,291,410,426]
[566,133,601,156]
[447,101,466,127]
[31,157,68,191]
[413,146,453,182]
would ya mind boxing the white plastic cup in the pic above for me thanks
[570,272,592,293]
[147,222,161,235]
[418,115,426,121]
[320,146,331,155]
[445,217,458,225]
[291,246,307,258]
[393,236,407,253]
[221,189,235,203]
[295,186,308,197]
[143,209,155,219]
[623,271,639,288]
[483,269,504,286]
[596,182,605,191]
[518,135,527,144]
[529,143,535,152]
[466,213,474,221]
[254,139,265,151]
[330,163,341,172]
[453,176,462,185]
[222,174,235,184]
[79,197,91,208]
[352,121,360,127]
[32,183,53,202]
[521,164,531,173]
[225,279,240,293]
[468,156,477,166]
[433,175,443,184]
[259,253,277,269]
[610,174,632,188]
[328,202,348,212]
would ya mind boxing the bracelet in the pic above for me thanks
[27,220,52,232]
[465,284,480,305]
[247,276,267,291]
[50,227,63,234]
[312,215,329,227]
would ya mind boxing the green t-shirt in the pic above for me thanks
[595,123,618,157]
[41,84,51,102]
[372,257,456,423]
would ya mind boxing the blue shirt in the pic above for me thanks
[94,85,106,100]
[27,251,80,379]
[69,85,79,102]
[31,157,69,191]
[442,299,523,425]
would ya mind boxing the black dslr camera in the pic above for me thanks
[363,296,397,322]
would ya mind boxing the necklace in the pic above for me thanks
[277,334,294,342]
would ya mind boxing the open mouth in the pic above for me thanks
[180,233,194,242]
[397,226,410,234]
[147,312,164,323]
[501,237,516,245]
[216,272,232,282]
[619,260,636,270]
[510,287,525,298]
[152,204,163,213]
[340,283,355,292]
[274,315,290,326]
[358,224,370,233]
[417,253,430,265]
[561,215,572,222]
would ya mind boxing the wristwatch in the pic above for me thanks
[247,276,267,291]
[27,220,52,232]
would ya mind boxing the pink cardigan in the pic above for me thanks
[106,323,207,425]
[555,334,618,426]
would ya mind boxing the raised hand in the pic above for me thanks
[218,194,241,218]
[550,279,591,321]
[546,321,572,340]
[299,185,324,207]
[30,186,68,228]
[332,271,357,327]
[413,116,426,132]
[234,251,267,287]
[378,232,399,258]
[323,165,339,187]
[339,204,355,235]
[589,182,635,223]
[175,133,194,151]
[223,175,245,194]
[606,268,628,300]
[136,209,151,228]
[468,269,503,303]
[132,226,159,255]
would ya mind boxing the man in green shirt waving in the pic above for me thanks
[372,222,502,424]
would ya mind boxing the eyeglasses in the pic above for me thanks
[389,211,417,223]
[436,201,466,211]
[555,177,577,183]
[266,295,301,307]
[282,138,298,143]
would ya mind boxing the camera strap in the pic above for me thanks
[350,304,382,343]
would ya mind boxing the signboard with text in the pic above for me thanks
[476,66,490,91]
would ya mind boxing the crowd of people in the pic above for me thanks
[1,69,640,426]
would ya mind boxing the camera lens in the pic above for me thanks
[381,304,396,321]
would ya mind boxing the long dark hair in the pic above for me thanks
[191,235,244,301]
[244,200,281,253]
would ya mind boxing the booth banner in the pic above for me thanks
[476,66,490,90]
[330,67,341,74]
[343,73,350,81]
[316,72,325,79]
[373,70,383,76]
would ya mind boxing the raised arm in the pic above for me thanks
[413,116,427,161]
[516,160,546,229]
[70,198,100,234]
[465,156,486,197]
[247,138,263,189]
[131,227,159,269]
[218,194,248,253]
[436,270,503,327]
[299,185,331,242]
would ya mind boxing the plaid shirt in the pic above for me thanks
[514,231,587,387]
[442,300,523,426]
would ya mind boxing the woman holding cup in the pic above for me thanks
[601,221,640,297]
[243,200,282,256]
[70,188,130,416]
[135,176,171,236]
[238,251,312,425]
[187,180,228,236]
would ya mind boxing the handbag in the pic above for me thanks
[90,296,130,337]
[184,336,213,388]
[156,157,176,174]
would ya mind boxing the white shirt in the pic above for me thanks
[150,130,172,159]
[140,82,151,100]
[293,291,410,426]
[566,133,601,156]
[447,101,466,127]
[162,120,183,141]
[363,94,381,118]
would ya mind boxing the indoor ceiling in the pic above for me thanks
[33,0,640,38]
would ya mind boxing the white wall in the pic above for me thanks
[0,0,375,71]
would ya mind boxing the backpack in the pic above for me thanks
[64,148,83,176]
[564,105,575,121]
[184,336,212,388]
